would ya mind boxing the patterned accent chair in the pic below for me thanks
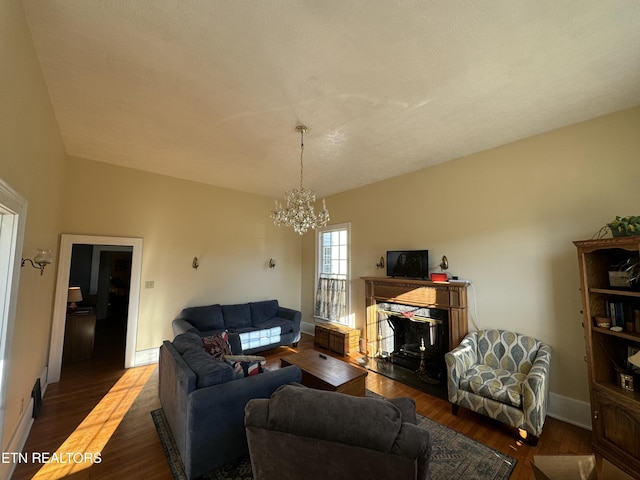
[445,330,551,444]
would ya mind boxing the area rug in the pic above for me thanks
[151,400,516,480]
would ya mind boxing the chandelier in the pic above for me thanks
[271,125,330,235]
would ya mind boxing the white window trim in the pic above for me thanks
[314,222,352,327]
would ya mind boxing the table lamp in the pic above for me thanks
[67,286,83,312]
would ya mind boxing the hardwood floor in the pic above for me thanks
[13,332,594,480]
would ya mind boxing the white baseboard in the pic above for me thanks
[300,321,315,336]
[547,392,592,431]
[1,366,48,479]
[134,347,159,366]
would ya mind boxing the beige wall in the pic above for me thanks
[303,106,640,403]
[3,0,640,449]
[62,157,302,351]
[0,0,67,449]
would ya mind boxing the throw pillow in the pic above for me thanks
[223,354,266,379]
[203,331,232,359]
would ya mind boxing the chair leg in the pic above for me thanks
[519,429,539,446]
[451,404,459,416]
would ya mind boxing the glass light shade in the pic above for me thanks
[33,249,53,266]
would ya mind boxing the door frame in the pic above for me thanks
[0,178,27,450]
[47,234,143,384]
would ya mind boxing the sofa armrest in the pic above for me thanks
[158,342,197,460]
[277,306,302,342]
[173,317,198,336]
[184,365,302,478]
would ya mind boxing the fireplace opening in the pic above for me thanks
[358,302,449,399]
[387,311,448,383]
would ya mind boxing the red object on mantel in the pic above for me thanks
[430,273,449,282]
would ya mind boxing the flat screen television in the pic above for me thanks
[387,250,429,279]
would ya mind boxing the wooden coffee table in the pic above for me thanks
[280,349,368,396]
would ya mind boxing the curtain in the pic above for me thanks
[315,276,346,322]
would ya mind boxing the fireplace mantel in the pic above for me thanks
[361,277,469,356]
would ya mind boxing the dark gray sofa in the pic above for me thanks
[245,385,432,480]
[172,299,301,354]
[159,332,302,479]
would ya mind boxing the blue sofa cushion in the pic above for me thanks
[250,300,280,325]
[252,317,294,334]
[180,304,224,332]
[173,332,203,354]
[222,303,252,329]
[181,347,234,388]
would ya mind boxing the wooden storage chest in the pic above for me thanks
[314,323,360,355]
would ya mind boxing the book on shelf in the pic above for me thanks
[605,300,633,329]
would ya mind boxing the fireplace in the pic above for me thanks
[383,305,448,382]
[364,303,449,395]
[360,277,469,399]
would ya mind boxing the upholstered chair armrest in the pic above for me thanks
[522,343,552,436]
[388,397,417,425]
[390,422,431,480]
[444,335,478,403]
[244,398,269,429]
[172,317,198,336]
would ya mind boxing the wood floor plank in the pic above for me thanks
[12,332,595,480]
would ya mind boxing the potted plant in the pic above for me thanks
[607,216,640,237]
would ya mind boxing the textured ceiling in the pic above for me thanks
[21,1,640,198]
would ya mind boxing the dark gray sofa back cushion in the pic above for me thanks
[266,385,402,453]
[222,303,252,329]
[250,300,279,325]
[179,304,225,332]
[172,332,203,354]
[181,347,234,388]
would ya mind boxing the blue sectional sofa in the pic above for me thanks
[159,331,302,479]
[172,299,301,354]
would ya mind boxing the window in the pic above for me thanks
[315,223,351,325]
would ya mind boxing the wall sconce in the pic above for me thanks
[269,258,276,269]
[21,249,53,275]
[192,257,199,270]
[439,255,449,271]
[376,256,385,269]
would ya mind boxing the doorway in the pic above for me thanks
[48,235,143,384]
[63,244,133,367]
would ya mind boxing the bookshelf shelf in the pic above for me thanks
[590,288,640,298]
[592,326,640,343]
